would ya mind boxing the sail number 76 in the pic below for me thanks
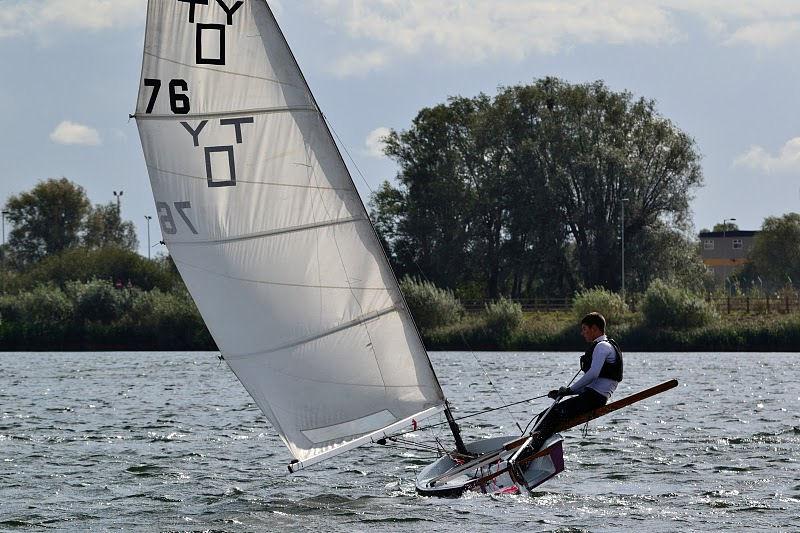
[144,79,191,114]
[157,201,198,235]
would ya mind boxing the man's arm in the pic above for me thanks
[570,342,612,393]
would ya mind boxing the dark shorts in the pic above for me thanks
[530,388,608,449]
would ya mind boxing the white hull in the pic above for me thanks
[415,434,564,497]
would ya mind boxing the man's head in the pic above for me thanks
[580,312,606,343]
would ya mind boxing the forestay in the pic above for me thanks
[134,0,445,469]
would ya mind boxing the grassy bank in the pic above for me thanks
[0,281,215,352]
[425,311,800,352]
[2,280,800,352]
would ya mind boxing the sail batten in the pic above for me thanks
[135,0,445,465]
[144,165,353,191]
[168,216,365,246]
[135,105,318,121]
[225,306,401,359]
[143,50,306,88]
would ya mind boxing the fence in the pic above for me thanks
[462,297,571,314]
[462,293,800,315]
[706,294,800,314]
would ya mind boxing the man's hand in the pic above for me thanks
[548,386,572,399]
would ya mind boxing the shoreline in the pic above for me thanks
[2,312,798,353]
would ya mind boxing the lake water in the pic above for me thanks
[1,351,798,532]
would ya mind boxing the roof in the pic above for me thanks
[699,230,759,238]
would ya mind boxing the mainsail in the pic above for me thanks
[134,0,446,470]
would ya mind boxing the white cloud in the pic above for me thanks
[314,0,680,76]
[0,0,144,39]
[734,137,800,173]
[306,0,800,76]
[724,20,800,48]
[50,121,102,146]
[365,127,391,158]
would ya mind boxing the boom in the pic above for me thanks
[504,379,679,451]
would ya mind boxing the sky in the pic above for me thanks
[1,0,799,256]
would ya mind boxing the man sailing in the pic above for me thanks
[530,312,623,450]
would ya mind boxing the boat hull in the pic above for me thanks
[415,434,564,497]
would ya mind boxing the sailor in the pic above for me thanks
[530,312,623,450]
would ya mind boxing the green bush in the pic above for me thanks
[66,279,133,323]
[123,288,213,348]
[399,277,464,331]
[572,287,629,322]
[16,247,180,293]
[641,279,717,328]
[16,285,73,326]
[483,298,524,346]
[0,285,74,339]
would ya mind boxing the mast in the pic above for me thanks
[445,402,469,455]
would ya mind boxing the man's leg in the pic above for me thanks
[528,390,607,450]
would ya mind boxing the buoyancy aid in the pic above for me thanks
[580,338,623,382]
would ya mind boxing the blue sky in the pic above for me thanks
[1,0,799,256]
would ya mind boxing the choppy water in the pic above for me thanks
[0,351,798,532]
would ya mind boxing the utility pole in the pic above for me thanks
[113,190,124,213]
[144,215,153,259]
[621,198,629,301]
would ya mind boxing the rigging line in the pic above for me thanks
[325,115,377,196]
[458,329,523,433]
[407,250,521,430]
[521,369,581,435]
[385,437,443,453]
[388,394,549,439]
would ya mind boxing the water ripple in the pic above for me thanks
[1,351,798,532]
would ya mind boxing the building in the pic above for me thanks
[699,230,759,285]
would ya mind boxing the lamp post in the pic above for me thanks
[113,190,124,213]
[722,218,736,284]
[144,215,152,260]
[621,198,629,301]
[1,210,8,247]
[722,218,736,239]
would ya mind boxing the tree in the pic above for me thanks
[4,178,90,265]
[83,202,139,251]
[623,222,711,293]
[373,78,704,297]
[748,213,800,290]
[380,98,487,293]
[712,221,739,233]
[523,79,703,290]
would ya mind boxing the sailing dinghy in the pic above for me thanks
[134,0,678,496]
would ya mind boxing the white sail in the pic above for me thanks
[134,0,446,469]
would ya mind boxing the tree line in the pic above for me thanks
[370,77,708,299]
[2,178,138,266]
